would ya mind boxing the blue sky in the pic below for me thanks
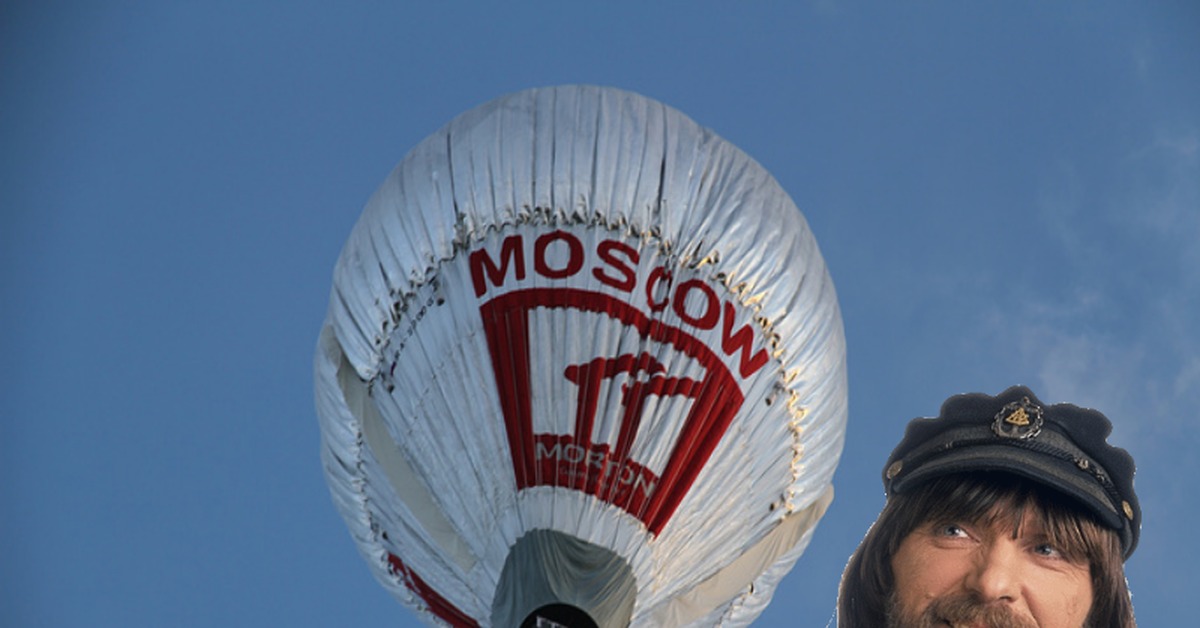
[3,2,1197,626]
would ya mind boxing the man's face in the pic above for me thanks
[888,509,1093,628]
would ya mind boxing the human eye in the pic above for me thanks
[934,523,970,538]
[1031,542,1063,559]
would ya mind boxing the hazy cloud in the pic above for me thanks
[1000,124,1200,451]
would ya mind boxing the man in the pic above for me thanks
[838,386,1139,627]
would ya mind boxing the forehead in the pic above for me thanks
[916,477,1031,519]
[904,473,1095,537]
[924,499,1048,536]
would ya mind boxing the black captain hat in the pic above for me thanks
[883,385,1140,558]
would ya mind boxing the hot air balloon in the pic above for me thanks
[315,85,847,627]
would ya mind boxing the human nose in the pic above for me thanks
[965,539,1022,602]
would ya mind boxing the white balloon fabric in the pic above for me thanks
[315,85,848,627]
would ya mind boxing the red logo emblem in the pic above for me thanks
[471,229,766,534]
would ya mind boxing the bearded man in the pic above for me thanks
[838,386,1139,627]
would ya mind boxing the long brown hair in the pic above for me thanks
[837,472,1135,627]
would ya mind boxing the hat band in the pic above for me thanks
[890,425,1125,519]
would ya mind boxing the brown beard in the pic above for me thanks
[886,592,1038,628]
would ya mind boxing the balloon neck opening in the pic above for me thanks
[521,603,600,628]
[491,529,636,628]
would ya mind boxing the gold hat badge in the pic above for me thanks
[992,396,1043,440]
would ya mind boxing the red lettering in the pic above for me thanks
[469,231,768,380]
[721,302,769,378]
[470,235,525,297]
[646,267,671,312]
[533,435,660,503]
[534,230,583,279]
[673,280,720,329]
[593,240,638,292]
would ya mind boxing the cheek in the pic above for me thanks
[890,537,957,613]
[1028,569,1094,627]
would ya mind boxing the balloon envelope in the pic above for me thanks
[315,85,847,626]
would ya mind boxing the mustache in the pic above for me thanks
[891,593,1037,628]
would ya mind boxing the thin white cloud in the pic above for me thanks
[995,123,1200,453]
[1127,128,1200,235]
